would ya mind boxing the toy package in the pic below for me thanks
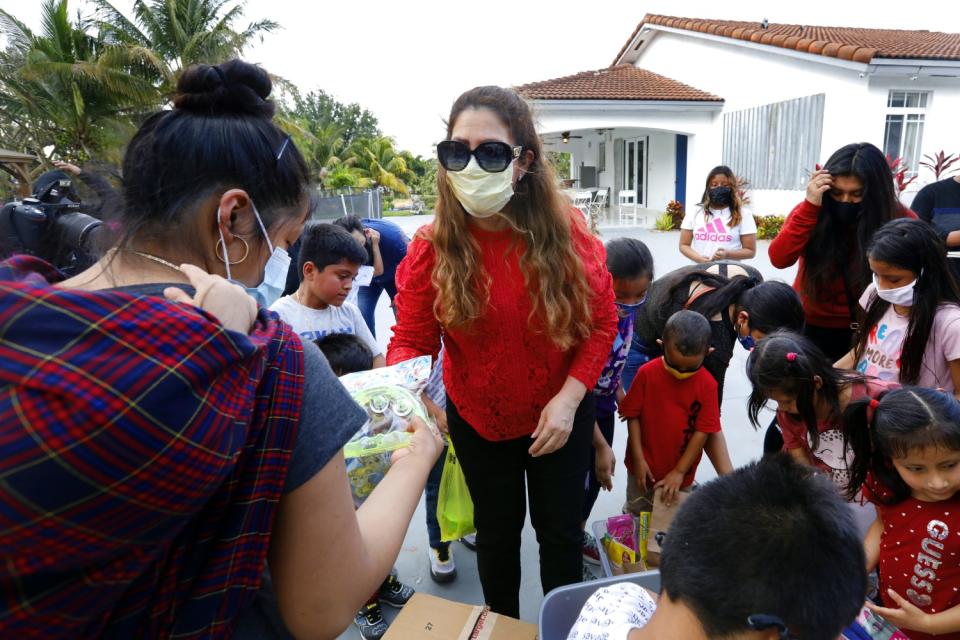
[339,356,432,505]
[841,606,908,640]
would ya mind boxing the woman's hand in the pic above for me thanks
[529,390,581,457]
[391,416,444,468]
[711,247,727,261]
[422,395,448,434]
[595,441,616,491]
[164,264,258,333]
[365,227,381,245]
[805,169,833,206]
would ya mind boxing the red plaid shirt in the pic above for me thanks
[0,256,302,638]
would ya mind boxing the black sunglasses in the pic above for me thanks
[436,140,521,173]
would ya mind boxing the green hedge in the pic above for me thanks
[755,215,786,240]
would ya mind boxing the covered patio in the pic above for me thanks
[516,64,724,226]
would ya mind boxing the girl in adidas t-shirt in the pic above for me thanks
[679,165,756,263]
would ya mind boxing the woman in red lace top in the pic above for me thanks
[387,86,617,616]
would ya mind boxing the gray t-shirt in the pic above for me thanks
[234,340,367,638]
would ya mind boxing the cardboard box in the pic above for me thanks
[382,593,538,640]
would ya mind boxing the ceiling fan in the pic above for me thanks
[543,131,584,144]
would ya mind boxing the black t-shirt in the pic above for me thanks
[913,178,960,281]
[913,177,960,243]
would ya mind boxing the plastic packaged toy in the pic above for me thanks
[339,356,432,505]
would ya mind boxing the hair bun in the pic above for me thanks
[173,59,275,118]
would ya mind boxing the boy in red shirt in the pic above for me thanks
[620,310,722,511]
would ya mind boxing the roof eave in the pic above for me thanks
[620,23,873,71]
[526,99,724,112]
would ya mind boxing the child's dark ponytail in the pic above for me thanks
[746,330,865,450]
[842,394,889,502]
[843,387,960,504]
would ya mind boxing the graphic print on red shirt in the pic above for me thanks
[618,357,721,486]
[871,489,960,640]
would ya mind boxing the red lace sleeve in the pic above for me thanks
[386,233,442,365]
[568,218,618,388]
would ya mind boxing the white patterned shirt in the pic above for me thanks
[567,583,657,640]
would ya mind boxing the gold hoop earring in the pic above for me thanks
[215,236,250,265]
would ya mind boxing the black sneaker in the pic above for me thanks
[378,574,415,608]
[354,602,388,640]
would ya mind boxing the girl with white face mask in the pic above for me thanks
[387,86,619,618]
[836,218,960,398]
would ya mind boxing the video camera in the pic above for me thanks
[0,176,103,275]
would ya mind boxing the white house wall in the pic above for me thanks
[632,29,960,215]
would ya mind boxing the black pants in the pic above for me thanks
[803,323,854,362]
[447,395,595,618]
[583,412,615,522]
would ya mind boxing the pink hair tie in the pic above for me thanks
[785,352,798,362]
[866,398,881,424]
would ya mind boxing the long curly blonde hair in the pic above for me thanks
[428,86,594,351]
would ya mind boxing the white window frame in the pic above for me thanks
[883,90,930,175]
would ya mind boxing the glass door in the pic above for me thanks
[621,137,648,207]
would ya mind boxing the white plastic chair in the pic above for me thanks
[573,191,593,223]
[618,189,638,224]
[589,189,608,218]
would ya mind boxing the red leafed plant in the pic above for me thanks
[920,151,960,180]
[886,155,917,195]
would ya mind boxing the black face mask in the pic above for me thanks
[708,186,733,207]
[824,194,862,225]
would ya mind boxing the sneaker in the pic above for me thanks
[354,602,388,640]
[582,561,597,582]
[582,530,601,566]
[459,532,477,551]
[378,574,415,608]
[429,544,457,584]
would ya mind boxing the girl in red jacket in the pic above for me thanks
[843,387,960,640]
[768,142,916,361]
[387,86,617,617]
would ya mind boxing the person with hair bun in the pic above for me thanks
[388,85,618,617]
[0,59,441,639]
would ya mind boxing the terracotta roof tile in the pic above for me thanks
[613,14,960,66]
[515,64,723,102]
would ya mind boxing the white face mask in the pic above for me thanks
[445,157,514,218]
[219,202,291,308]
[873,272,917,307]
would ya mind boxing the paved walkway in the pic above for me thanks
[340,214,799,636]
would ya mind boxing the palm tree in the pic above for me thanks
[348,136,414,194]
[0,0,164,162]
[94,0,278,84]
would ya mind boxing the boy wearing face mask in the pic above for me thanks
[679,166,757,264]
[619,310,722,513]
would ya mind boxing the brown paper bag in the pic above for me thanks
[645,487,690,567]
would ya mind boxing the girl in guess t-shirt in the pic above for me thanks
[836,218,960,397]
[843,387,960,639]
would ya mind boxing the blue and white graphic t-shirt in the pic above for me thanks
[269,295,382,357]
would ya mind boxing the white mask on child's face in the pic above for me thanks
[873,273,917,307]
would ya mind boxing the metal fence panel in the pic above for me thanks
[723,93,824,190]
[311,189,382,220]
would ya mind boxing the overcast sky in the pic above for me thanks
[1,0,953,156]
